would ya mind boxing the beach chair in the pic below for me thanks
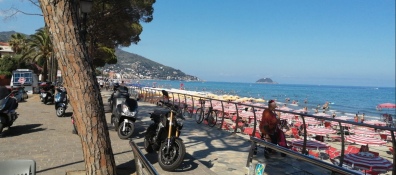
[364,167,380,175]
[243,127,253,135]
[326,146,341,159]
[346,145,360,154]
[0,159,36,175]
[308,150,319,158]
[379,134,388,142]
[291,127,301,139]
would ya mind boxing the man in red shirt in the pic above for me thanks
[259,99,284,158]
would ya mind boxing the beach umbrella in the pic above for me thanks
[343,152,393,173]
[377,103,396,109]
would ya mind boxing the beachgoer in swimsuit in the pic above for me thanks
[361,113,365,123]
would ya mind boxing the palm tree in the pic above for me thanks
[8,33,27,54]
[24,28,53,82]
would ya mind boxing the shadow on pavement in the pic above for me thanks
[4,124,46,137]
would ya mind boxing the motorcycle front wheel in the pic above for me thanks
[56,107,65,117]
[158,138,186,171]
[117,121,135,139]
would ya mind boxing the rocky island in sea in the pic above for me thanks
[256,78,278,84]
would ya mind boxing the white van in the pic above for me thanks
[10,69,39,94]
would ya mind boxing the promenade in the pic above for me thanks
[0,90,336,175]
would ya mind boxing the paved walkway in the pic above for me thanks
[0,90,330,175]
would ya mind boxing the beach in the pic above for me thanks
[134,85,395,174]
[129,80,396,121]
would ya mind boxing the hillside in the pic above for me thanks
[109,49,199,81]
[0,31,26,42]
[0,31,199,81]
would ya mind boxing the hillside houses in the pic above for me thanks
[0,42,14,58]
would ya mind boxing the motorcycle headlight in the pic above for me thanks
[122,104,137,117]
[122,104,129,114]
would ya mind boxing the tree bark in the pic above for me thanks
[39,1,116,174]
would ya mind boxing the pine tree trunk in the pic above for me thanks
[39,1,116,174]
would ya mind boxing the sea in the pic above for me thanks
[130,80,396,121]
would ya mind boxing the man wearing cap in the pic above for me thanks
[259,99,285,158]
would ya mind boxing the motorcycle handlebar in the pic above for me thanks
[158,100,184,118]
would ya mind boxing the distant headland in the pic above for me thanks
[256,78,278,84]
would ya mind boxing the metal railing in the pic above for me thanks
[131,86,396,175]
[249,137,362,175]
[129,140,159,175]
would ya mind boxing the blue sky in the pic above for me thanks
[1,0,395,87]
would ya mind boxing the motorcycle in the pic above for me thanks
[108,83,121,113]
[14,87,28,102]
[144,90,186,171]
[109,85,138,139]
[40,82,55,104]
[0,87,19,137]
[54,87,68,117]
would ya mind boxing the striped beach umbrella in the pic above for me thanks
[344,152,393,172]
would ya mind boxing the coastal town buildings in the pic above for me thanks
[0,42,14,58]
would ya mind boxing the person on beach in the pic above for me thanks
[332,112,336,119]
[303,107,308,114]
[322,101,329,110]
[354,114,359,122]
[259,100,286,158]
[361,113,365,123]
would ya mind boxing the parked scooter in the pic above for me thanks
[54,87,68,117]
[108,84,138,139]
[14,87,28,102]
[40,82,55,104]
[0,86,19,137]
[144,90,186,171]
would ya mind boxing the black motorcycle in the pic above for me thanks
[109,86,138,139]
[0,87,19,137]
[40,82,55,104]
[54,87,68,117]
[144,91,186,171]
